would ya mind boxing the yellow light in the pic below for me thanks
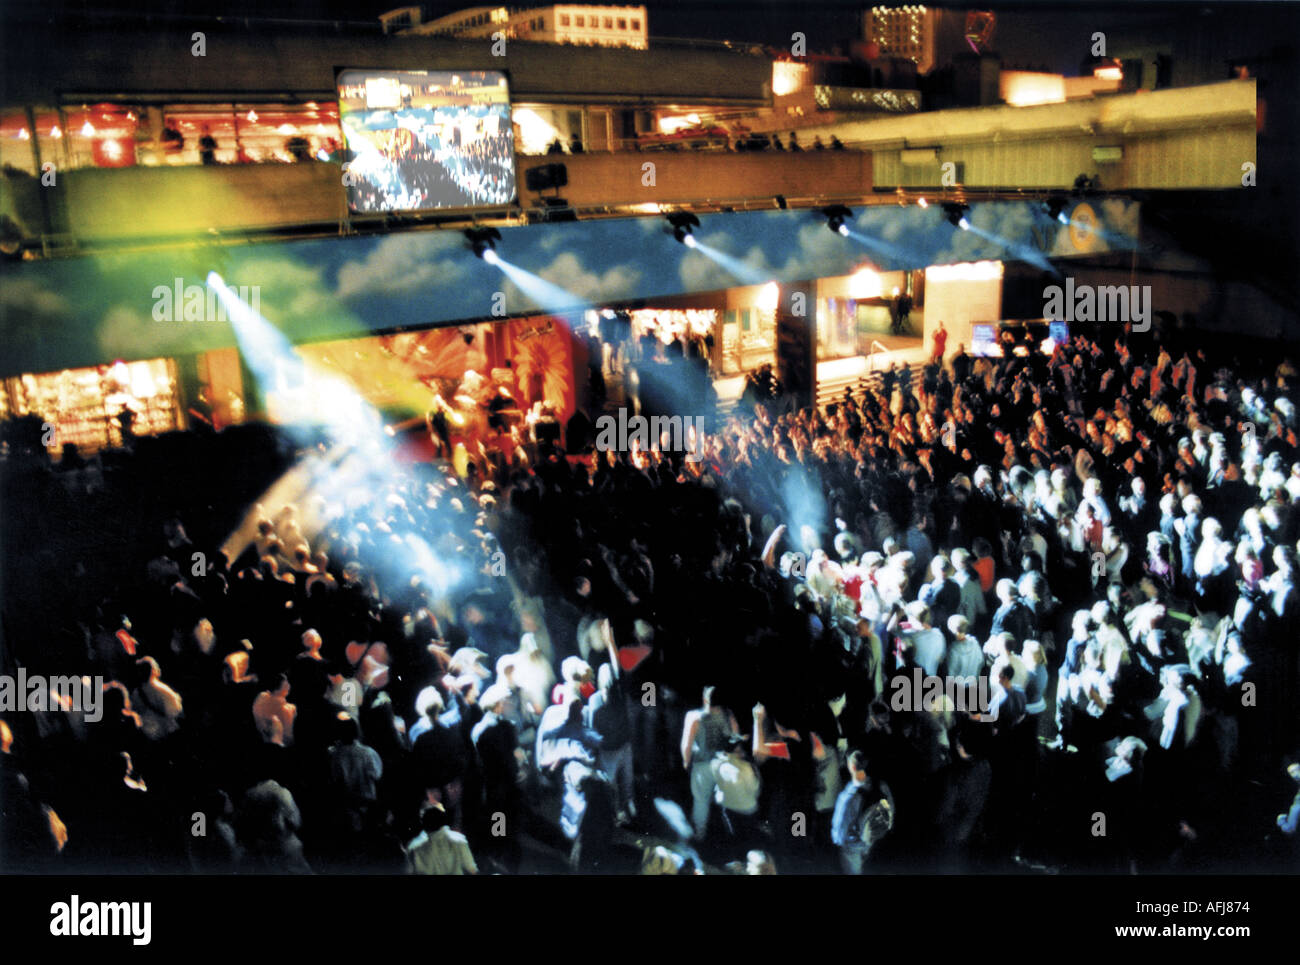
[1001,71,1067,107]
[102,139,124,160]
[772,61,807,96]
[657,113,701,134]
[925,260,1004,282]
[50,124,62,138]
[246,109,258,122]
[81,120,95,136]
[757,282,780,312]
[849,268,882,299]
[17,127,29,140]
[1094,66,1123,81]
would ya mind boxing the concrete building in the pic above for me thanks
[867,5,940,75]
[396,5,648,50]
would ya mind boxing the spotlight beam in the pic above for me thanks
[488,253,591,315]
[206,272,468,598]
[682,238,770,286]
[842,229,911,271]
[960,222,1061,276]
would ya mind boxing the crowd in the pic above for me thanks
[2,324,1298,875]
[348,123,514,212]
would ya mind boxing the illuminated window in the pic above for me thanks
[618,18,627,29]
[604,17,613,28]
[632,18,640,30]
[560,14,570,26]
[1,110,39,175]
[576,15,584,25]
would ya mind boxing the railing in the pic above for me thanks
[867,339,889,371]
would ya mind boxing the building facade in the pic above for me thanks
[402,5,647,49]
[867,5,939,75]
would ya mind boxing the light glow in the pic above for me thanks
[772,61,809,97]
[850,268,882,299]
[925,260,1004,282]
[1001,71,1067,107]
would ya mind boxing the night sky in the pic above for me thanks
[5,1,1288,77]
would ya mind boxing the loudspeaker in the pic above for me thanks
[525,163,568,193]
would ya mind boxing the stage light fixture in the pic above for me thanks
[917,197,929,208]
[1043,197,1069,224]
[821,204,853,237]
[942,202,969,229]
[666,211,701,245]
[465,226,503,260]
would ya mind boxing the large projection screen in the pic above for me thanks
[337,69,517,214]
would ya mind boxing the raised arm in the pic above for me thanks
[681,711,700,769]
[761,524,788,570]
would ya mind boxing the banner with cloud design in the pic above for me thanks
[0,199,1138,377]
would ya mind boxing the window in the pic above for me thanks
[618,18,627,29]
[575,15,584,26]
[1,110,39,175]
[604,17,613,28]
[631,19,640,30]
[154,102,341,167]
[560,14,570,26]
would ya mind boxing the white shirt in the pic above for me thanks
[711,754,761,814]
[407,827,477,875]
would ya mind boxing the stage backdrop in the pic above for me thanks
[0,199,1140,378]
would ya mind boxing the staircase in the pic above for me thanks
[816,369,888,409]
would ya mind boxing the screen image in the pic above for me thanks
[337,69,517,213]
[970,323,1000,357]
[1049,320,1069,343]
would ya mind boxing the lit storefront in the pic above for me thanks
[720,283,779,375]
[3,358,185,454]
[0,102,342,174]
[816,267,913,359]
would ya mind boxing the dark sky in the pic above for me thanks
[5,0,1292,75]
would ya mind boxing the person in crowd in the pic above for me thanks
[585,662,634,824]
[406,804,477,875]
[712,733,762,843]
[252,674,296,747]
[681,686,739,839]
[327,713,383,834]
[831,749,894,874]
